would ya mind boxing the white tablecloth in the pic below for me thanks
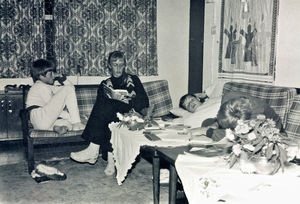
[175,153,300,204]
[109,122,191,185]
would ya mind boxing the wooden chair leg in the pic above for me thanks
[27,137,34,174]
[169,165,178,204]
[153,150,160,204]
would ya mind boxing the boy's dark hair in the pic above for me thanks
[108,51,126,67]
[217,96,252,129]
[31,59,55,82]
[179,93,198,110]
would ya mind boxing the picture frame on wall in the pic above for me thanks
[218,0,279,83]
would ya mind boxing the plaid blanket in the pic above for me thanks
[222,82,297,128]
[285,95,300,140]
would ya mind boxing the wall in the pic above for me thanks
[0,0,190,108]
[203,0,222,90]
[203,0,300,90]
[275,0,300,88]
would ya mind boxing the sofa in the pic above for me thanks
[221,82,300,141]
[21,80,173,173]
[21,80,300,174]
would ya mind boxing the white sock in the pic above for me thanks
[104,152,115,176]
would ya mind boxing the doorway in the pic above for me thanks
[188,0,205,93]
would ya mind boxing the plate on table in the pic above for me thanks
[185,144,230,157]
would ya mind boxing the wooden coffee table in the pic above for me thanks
[152,146,190,204]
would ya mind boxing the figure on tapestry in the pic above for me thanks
[224,25,237,59]
[240,24,258,66]
[224,24,243,66]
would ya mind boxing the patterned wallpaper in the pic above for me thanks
[0,0,157,78]
[0,0,46,78]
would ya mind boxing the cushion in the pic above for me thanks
[222,82,297,128]
[205,81,225,99]
[285,95,300,141]
[221,91,267,105]
[143,80,173,117]
[183,96,222,128]
[75,85,98,119]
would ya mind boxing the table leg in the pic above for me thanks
[153,151,160,204]
[169,165,177,204]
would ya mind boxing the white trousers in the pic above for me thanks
[30,85,81,130]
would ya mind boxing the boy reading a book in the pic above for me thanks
[70,51,149,176]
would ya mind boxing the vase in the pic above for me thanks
[239,155,281,175]
[250,156,281,175]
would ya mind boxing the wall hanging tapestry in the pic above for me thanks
[53,0,158,76]
[218,0,279,83]
[0,0,46,78]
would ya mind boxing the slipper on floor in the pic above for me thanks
[31,163,67,183]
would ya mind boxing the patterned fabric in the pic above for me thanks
[30,129,84,138]
[75,85,98,120]
[285,95,300,140]
[53,0,157,76]
[0,0,46,78]
[28,79,172,138]
[222,82,297,128]
[143,80,173,117]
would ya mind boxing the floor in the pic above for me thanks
[0,140,188,204]
[0,140,88,166]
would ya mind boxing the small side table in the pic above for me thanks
[152,146,190,204]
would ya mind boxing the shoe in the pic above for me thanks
[31,163,67,183]
[70,150,98,165]
[72,122,85,131]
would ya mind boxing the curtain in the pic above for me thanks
[53,0,158,76]
[0,0,46,78]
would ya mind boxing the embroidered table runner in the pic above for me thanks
[175,153,300,204]
[109,122,191,185]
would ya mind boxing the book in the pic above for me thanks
[103,83,129,98]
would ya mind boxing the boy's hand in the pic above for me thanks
[54,73,67,85]
[194,92,208,103]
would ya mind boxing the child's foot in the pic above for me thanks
[72,122,85,131]
[53,125,68,135]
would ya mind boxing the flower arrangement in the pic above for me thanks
[116,109,145,131]
[116,108,159,131]
[226,114,292,174]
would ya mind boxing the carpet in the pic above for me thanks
[0,157,169,204]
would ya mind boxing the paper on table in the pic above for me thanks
[189,135,214,145]
[185,145,228,157]
[189,136,232,148]
[152,129,190,142]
